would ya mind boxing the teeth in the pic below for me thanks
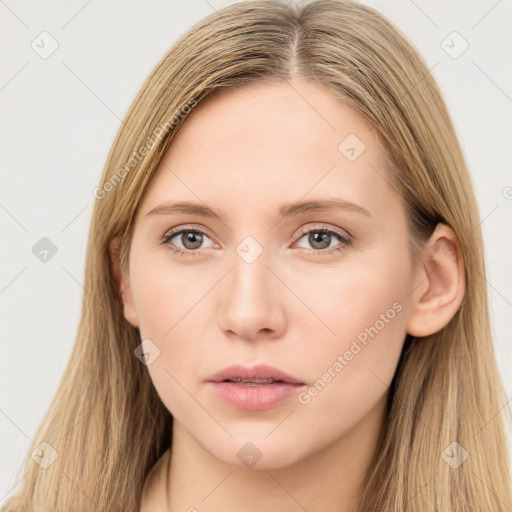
[227,377,276,384]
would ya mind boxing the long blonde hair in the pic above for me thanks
[4,1,511,510]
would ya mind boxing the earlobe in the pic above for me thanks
[109,237,139,328]
[406,224,466,337]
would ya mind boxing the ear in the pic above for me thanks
[110,236,139,328]
[406,223,465,337]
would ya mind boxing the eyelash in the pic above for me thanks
[161,224,353,258]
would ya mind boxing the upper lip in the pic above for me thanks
[208,364,305,384]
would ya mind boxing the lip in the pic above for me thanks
[207,364,306,411]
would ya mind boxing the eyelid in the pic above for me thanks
[162,223,351,243]
[295,223,352,241]
[162,224,216,242]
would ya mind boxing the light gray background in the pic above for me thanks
[1,0,511,503]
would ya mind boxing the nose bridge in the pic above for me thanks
[217,240,285,340]
[232,248,269,302]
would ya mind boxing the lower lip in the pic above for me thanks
[208,381,305,411]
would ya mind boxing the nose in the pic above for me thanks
[217,249,286,342]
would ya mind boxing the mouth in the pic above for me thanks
[208,364,305,385]
[207,364,306,411]
[222,377,288,386]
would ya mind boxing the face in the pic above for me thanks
[121,78,417,469]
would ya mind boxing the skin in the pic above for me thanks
[112,78,465,511]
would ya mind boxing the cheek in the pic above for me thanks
[129,257,214,408]
[297,252,410,408]
[130,252,204,338]
[308,257,408,352]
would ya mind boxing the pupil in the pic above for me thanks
[309,231,330,250]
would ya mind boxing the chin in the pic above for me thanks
[205,434,311,470]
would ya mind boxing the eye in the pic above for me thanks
[162,228,215,256]
[294,225,352,255]
[161,224,352,258]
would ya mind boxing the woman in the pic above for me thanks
[4,0,511,510]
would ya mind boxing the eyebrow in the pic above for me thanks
[145,198,371,220]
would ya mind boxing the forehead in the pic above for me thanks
[139,79,399,223]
